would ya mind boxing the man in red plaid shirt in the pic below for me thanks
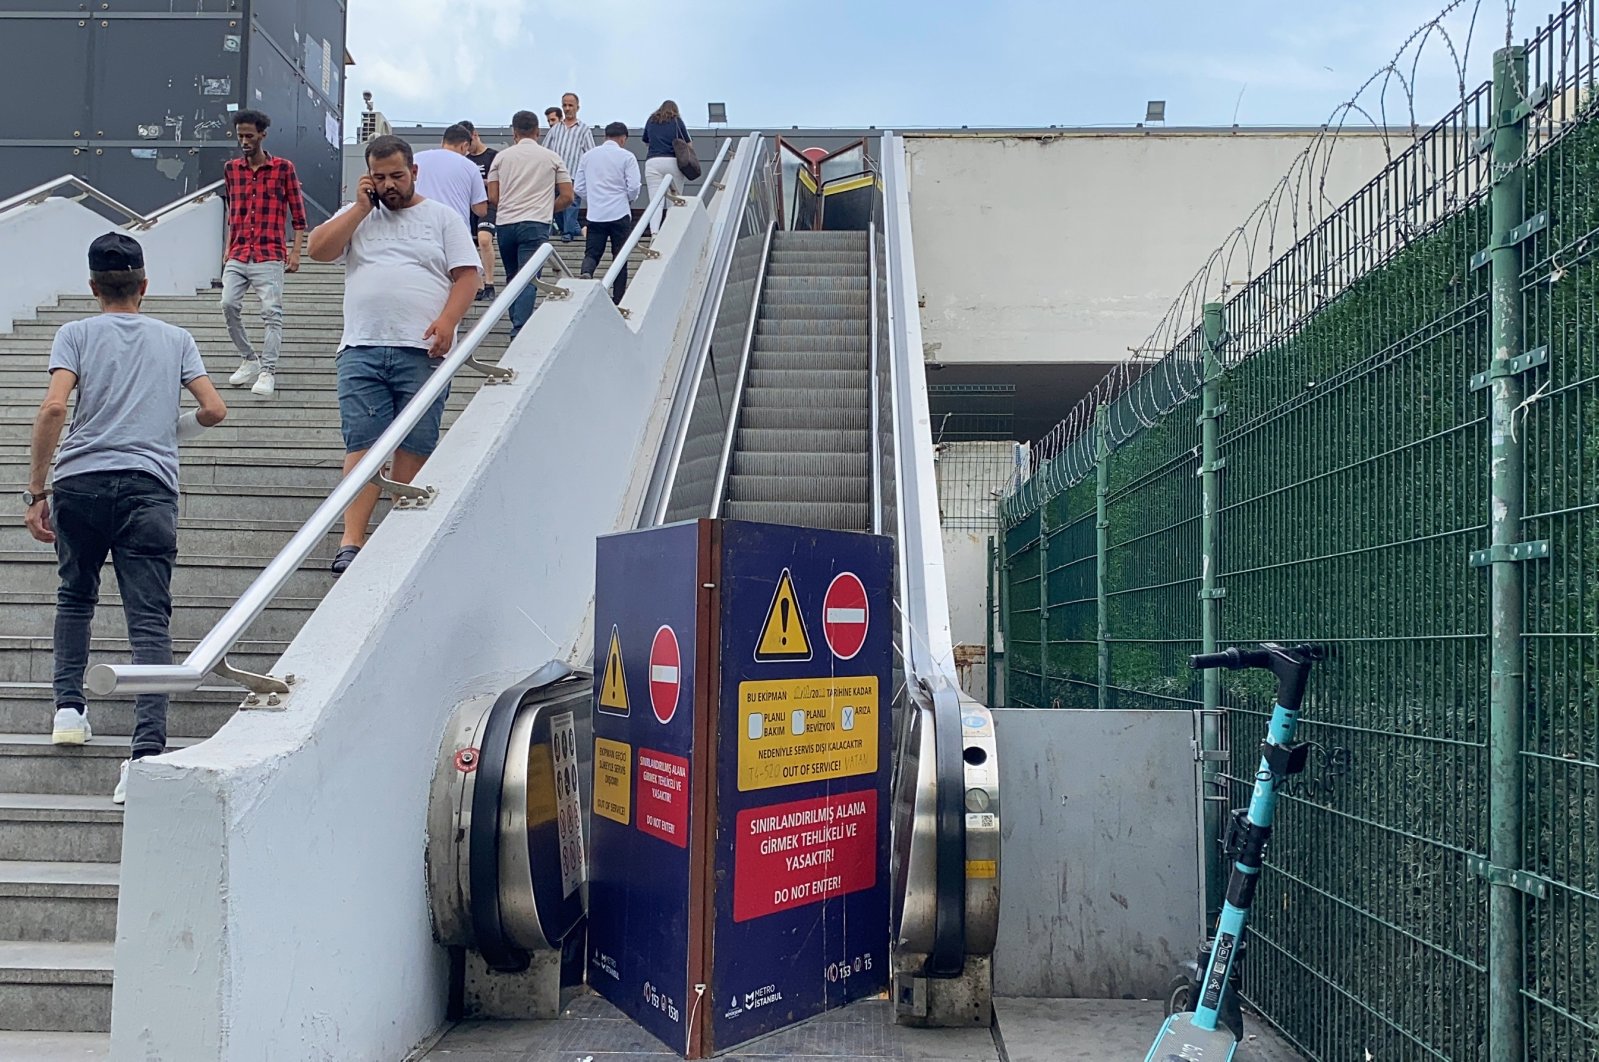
[220,109,308,399]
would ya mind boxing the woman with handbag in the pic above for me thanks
[641,99,698,236]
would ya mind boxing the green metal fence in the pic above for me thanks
[1000,6,1598,1059]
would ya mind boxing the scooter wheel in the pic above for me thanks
[1164,971,1194,1017]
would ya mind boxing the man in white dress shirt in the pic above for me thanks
[574,122,642,303]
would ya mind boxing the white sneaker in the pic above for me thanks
[112,760,129,805]
[228,360,261,387]
[251,371,277,398]
[51,706,91,745]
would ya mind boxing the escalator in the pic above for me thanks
[428,131,999,1050]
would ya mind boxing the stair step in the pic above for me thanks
[1,551,336,601]
[0,1030,109,1059]
[0,592,318,643]
[0,795,123,865]
[0,636,286,686]
[0,861,119,944]
[0,684,240,742]
[0,940,113,1033]
[0,520,344,563]
[0,736,198,796]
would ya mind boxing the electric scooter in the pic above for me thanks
[1144,642,1324,1061]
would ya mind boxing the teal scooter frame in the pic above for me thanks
[1145,642,1324,1061]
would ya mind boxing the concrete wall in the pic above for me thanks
[109,190,725,1061]
[0,195,222,332]
[904,131,1395,366]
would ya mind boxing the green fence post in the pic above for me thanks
[1038,501,1049,707]
[1482,45,1532,1062]
[1095,408,1110,710]
[1198,302,1228,915]
[986,535,998,707]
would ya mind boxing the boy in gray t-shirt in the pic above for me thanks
[24,233,229,804]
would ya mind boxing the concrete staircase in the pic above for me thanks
[0,238,631,1045]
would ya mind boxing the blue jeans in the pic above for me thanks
[336,345,450,456]
[558,198,582,240]
[52,470,179,758]
[497,220,552,334]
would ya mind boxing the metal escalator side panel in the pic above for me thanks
[927,685,967,977]
[955,696,1001,955]
[466,662,577,971]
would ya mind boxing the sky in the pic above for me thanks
[345,0,1543,134]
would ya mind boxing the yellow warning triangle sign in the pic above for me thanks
[754,568,812,662]
[598,625,630,714]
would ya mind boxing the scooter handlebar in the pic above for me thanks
[1189,643,1328,671]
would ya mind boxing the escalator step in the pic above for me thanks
[723,499,871,531]
[767,251,868,266]
[755,318,868,336]
[747,350,869,372]
[760,290,872,308]
[738,406,869,432]
[751,335,871,354]
[745,368,869,391]
[732,452,870,479]
[762,276,871,292]
[727,474,869,504]
[736,428,869,455]
[765,261,870,278]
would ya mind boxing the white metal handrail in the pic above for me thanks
[87,243,570,699]
[0,174,223,230]
[600,165,691,290]
[695,139,735,203]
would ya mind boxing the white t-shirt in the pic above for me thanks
[413,148,487,228]
[335,197,481,352]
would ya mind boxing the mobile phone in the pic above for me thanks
[366,188,382,210]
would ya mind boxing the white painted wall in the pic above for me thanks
[0,195,222,332]
[904,131,1395,366]
[109,190,724,1062]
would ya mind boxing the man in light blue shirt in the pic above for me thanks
[575,122,643,302]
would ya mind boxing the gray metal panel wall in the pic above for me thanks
[0,0,344,217]
[992,708,1203,999]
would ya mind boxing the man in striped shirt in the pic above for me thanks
[544,92,597,242]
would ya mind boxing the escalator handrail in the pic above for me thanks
[880,132,973,980]
[638,134,765,525]
[879,132,957,686]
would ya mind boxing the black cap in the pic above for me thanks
[88,232,144,271]
[604,121,629,138]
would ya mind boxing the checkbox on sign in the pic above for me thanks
[748,714,763,741]
[791,710,806,736]
[842,706,856,731]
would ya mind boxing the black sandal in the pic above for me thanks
[331,545,360,575]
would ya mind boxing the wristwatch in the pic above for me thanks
[22,488,50,507]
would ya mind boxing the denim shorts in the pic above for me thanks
[336,344,450,456]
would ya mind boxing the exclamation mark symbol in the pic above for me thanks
[610,652,619,689]
[780,598,790,645]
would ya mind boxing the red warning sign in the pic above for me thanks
[822,572,869,661]
[733,789,877,922]
[637,748,690,848]
[649,625,681,724]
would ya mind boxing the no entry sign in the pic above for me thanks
[822,572,869,661]
[650,625,681,724]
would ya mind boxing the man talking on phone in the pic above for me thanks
[307,134,480,576]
